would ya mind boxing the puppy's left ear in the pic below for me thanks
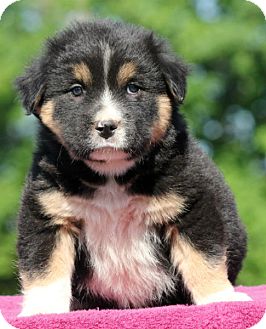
[150,33,189,104]
[15,59,46,115]
[159,52,188,104]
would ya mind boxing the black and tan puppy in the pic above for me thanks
[16,19,251,316]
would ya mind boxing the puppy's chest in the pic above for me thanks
[74,181,174,307]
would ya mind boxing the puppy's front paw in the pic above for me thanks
[19,292,71,316]
[18,303,70,317]
[225,291,252,302]
[19,278,72,316]
[19,293,70,316]
[197,288,252,305]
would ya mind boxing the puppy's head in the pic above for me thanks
[16,20,188,176]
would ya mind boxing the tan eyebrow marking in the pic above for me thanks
[117,62,137,87]
[73,62,92,85]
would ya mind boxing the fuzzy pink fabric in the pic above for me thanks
[0,286,265,329]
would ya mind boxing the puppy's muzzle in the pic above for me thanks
[95,120,119,139]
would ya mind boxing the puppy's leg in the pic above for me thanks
[169,228,251,304]
[19,229,75,316]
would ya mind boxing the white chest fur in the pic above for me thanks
[39,180,184,307]
[74,180,174,307]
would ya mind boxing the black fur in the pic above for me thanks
[16,19,247,311]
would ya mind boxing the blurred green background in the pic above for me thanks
[0,0,265,295]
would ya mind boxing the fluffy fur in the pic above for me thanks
[16,19,249,316]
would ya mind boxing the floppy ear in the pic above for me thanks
[15,59,46,115]
[149,32,189,104]
[159,52,188,104]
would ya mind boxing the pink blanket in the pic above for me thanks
[0,286,265,329]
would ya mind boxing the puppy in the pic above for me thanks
[16,19,250,316]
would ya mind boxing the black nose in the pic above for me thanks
[95,120,118,139]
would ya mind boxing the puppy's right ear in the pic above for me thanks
[15,59,46,115]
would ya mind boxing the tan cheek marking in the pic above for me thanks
[151,95,172,143]
[21,229,75,289]
[39,100,62,138]
[169,230,231,304]
[117,62,136,87]
[38,191,82,235]
[73,62,92,85]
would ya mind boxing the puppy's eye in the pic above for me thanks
[70,84,83,97]
[126,83,140,95]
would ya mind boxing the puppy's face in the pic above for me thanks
[16,21,187,175]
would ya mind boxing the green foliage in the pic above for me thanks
[0,0,265,294]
